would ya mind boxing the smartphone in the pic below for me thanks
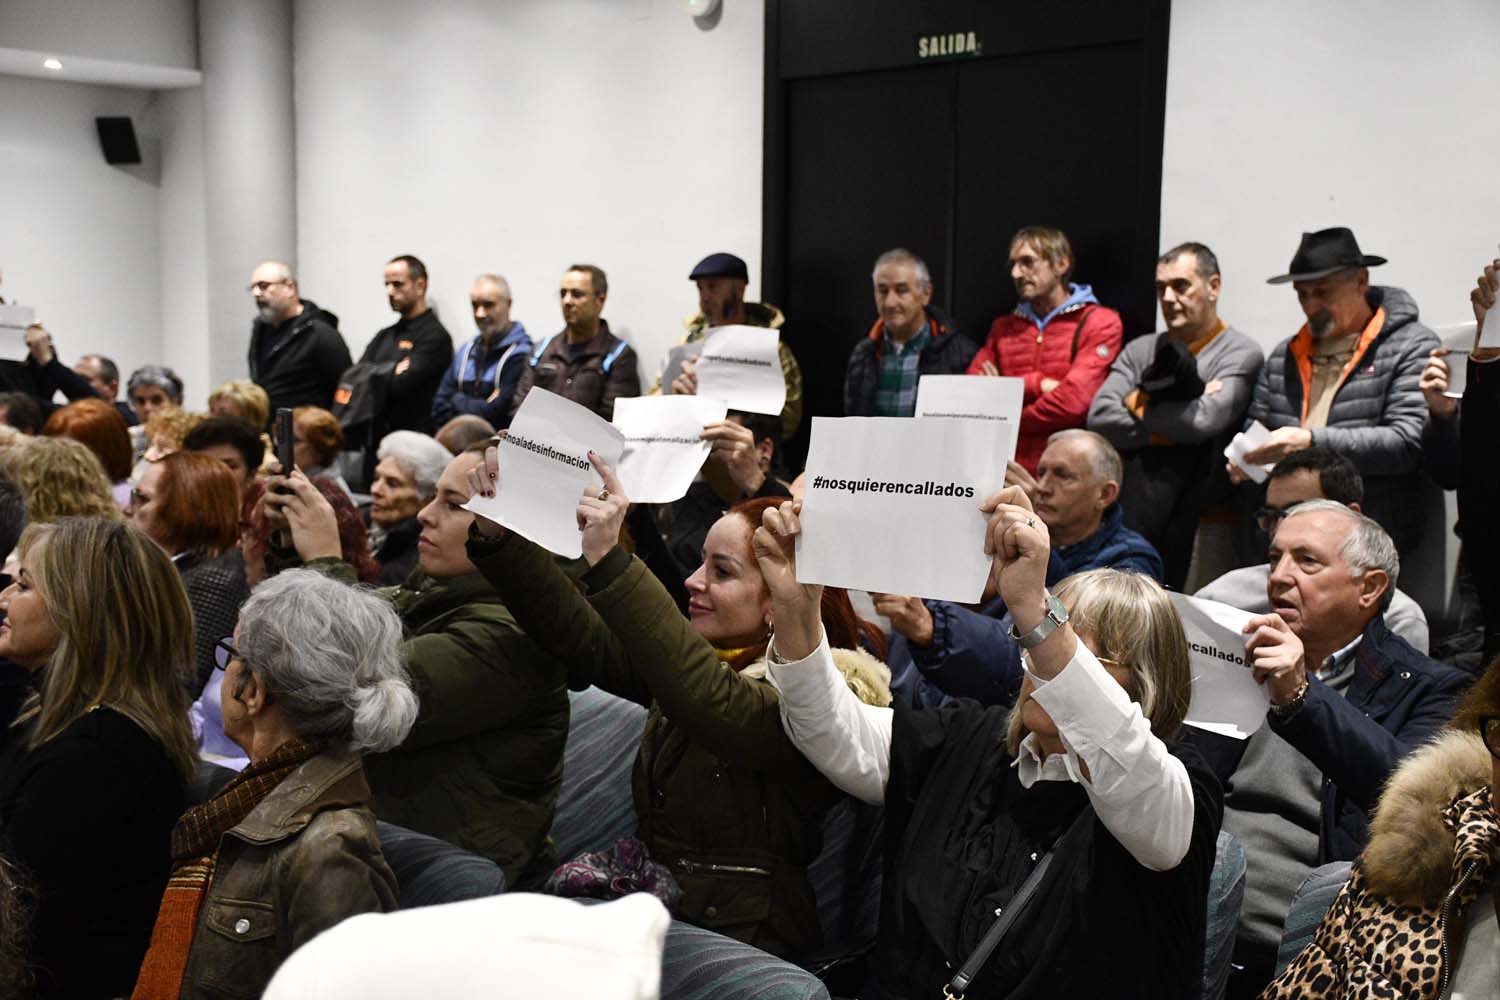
[274,407,295,475]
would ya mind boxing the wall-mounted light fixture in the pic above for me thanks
[683,0,721,19]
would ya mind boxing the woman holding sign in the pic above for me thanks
[758,488,1222,998]
[462,449,891,960]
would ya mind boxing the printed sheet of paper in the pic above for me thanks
[1170,593,1269,740]
[1480,299,1500,350]
[462,388,624,559]
[914,375,1025,466]
[796,416,1007,603]
[612,395,727,504]
[661,339,705,393]
[1224,420,1274,484]
[1437,323,1477,398]
[694,325,786,416]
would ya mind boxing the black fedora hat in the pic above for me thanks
[1267,228,1387,285]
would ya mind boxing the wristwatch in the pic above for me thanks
[1009,595,1069,650]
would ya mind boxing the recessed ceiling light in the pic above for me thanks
[42,58,62,71]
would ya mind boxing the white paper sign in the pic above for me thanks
[796,416,1007,603]
[694,325,786,416]
[612,395,728,504]
[1437,323,1477,398]
[915,375,1025,465]
[1480,300,1500,350]
[1170,593,1269,740]
[1224,420,1274,484]
[660,339,705,393]
[462,389,624,558]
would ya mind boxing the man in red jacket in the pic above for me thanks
[968,226,1123,473]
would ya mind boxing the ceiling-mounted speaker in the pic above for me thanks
[95,116,141,165]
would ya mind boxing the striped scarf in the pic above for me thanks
[130,738,322,1000]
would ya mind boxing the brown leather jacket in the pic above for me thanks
[177,748,398,999]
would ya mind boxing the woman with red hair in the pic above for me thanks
[461,449,891,961]
[43,397,133,509]
[125,451,249,692]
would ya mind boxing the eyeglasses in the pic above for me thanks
[1255,506,1289,537]
[247,279,289,294]
[1480,716,1500,759]
[215,636,243,672]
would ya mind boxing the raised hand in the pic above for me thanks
[461,442,506,539]
[1243,613,1307,708]
[1419,349,1457,422]
[979,485,1050,630]
[872,593,934,646]
[701,420,767,496]
[751,500,823,660]
[261,469,342,562]
[671,357,699,396]
[576,453,629,567]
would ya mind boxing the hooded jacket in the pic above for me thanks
[248,299,353,419]
[843,306,976,417]
[967,283,1123,473]
[1245,286,1438,550]
[468,532,891,960]
[430,321,534,429]
[1264,730,1500,999]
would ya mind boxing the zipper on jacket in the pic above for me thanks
[1437,860,1478,1000]
[675,858,772,878]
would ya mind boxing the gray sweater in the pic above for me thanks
[1088,323,1264,450]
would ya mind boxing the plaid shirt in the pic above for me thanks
[874,323,931,417]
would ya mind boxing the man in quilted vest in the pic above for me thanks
[967,225,1124,473]
[1230,228,1437,554]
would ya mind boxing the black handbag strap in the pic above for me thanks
[942,849,1056,1000]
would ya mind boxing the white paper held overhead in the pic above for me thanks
[1436,323,1477,399]
[914,375,1025,466]
[462,389,625,559]
[660,339,706,393]
[1169,593,1269,740]
[796,416,1007,603]
[1224,420,1274,484]
[612,395,728,504]
[694,325,786,416]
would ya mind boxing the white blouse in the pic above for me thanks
[766,630,1197,872]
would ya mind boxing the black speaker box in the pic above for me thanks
[95,116,142,165]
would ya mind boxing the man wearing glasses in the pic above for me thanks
[246,259,352,422]
[1196,447,1429,652]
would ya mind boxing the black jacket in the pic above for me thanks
[0,704,187,999]
[507,321,639,422]
[843,307,976,416]
[177,549,250,694]
[358,309,453,436]
[375,517,423,587]
[248,299,352,422]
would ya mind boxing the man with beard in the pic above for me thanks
[246,260,352,422]
[658,252,803,441]
[430,273,532,430]
[358,254,454,436]
[1230,228,1437,554]
[966,226,1124,474]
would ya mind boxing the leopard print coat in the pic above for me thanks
[1263,730,1499,999]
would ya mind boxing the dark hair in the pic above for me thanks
[243,477,380,583]
[154,452,241,556]
[43,398,132,481]
[126,365,184,404]
[726,496,888,661]
[729,409,782,447]
[0,394,42,436]
[388,254,428,284]
[79,353,120,387]
[183,415,265,475]
[1157,241,1221,280]
[436,415,496,455]
[565,263,608,298]
[0,470,24,562]
[1269,447,1363,506]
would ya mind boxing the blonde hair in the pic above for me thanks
[1010,225,1075,281]
[1005,568,1191,756]
[18,519,197,778]
[209,379,271,430]
[142,409,206,453]
[2,437,120,523]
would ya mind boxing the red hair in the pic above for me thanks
[728,496,888,660]
[155,452,240,555]
[43,397,132,482]
[243,477,379,584]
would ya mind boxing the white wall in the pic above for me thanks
[1160,0,1500,350]
[293,0,765,379]
[0,0,198,68]
[155,85,212,401]
[0,74,164,386]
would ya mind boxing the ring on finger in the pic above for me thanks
[1025,517,1036,529]
[597,489,611,502]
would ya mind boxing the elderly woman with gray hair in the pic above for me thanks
[132,569,418,1000]
[756,485,1222,999]
[369,430,451,585]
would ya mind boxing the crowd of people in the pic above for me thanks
[0,226,1497,1000]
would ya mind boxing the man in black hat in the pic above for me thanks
[656,251,803,441]
[1230,227,1437,554]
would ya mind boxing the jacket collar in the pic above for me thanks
[1287,300,1387,423]
[684,300,785,337]
[864,305,954,350]
[388,569,500,626]
[1014,282,1099,331]
[230,746,371,846]
[470,321,531,356]
[543,320,616,360]
[1054,503,1124,571]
